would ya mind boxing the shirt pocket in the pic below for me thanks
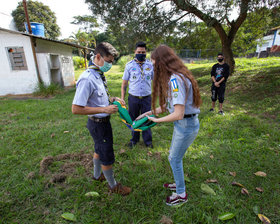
[96,91,105,104]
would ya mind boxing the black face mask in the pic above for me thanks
[136,54,146,62]
[218,58,224,62]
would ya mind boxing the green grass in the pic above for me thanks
[0,57,279,223]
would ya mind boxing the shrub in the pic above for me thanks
[117,55,133,72]
[117,52,151,72]
[73,56,85,70]
[33,83,64,97]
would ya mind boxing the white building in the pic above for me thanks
[256,26,280,53]
[0,27,92,96]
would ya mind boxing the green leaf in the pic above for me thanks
[85,191,100,197]
[253,205,260,215]
[61,213,77,222]
[185,177,191,183]
[201,183,216,195]
[218,212,235,221]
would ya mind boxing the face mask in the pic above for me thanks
[218,58,223,62]
[100,58,112,72]
[136,54,146,62]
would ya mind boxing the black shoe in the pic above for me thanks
[218,110,224,115]
[146,144,153,149]
[127,142,136,149]
[209,108,214,112]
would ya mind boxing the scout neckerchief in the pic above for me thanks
[88,64,111,102]
[135,59,145,79]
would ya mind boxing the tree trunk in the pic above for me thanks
[221,39,235,74]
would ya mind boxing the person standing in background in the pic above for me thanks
[121,41,154,149]
[209,53,230,115]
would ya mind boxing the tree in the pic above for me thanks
[85,0,280,73]
[71,15,99,33]
[12,0,60,39]
[69,30,96,68]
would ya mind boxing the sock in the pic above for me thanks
[178,192,186,198]
[93,158,102,179]
[103,169,117,188]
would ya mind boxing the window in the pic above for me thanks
[6,47,28,70]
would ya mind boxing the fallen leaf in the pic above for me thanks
[253,206,260,215]
[241,188,249,195]
[231,181,245,188]
[85,191,100,197]
[210,155,214,159]
[254,171,267,177]
[258,214,271,224]
[256,187,264,193]
[201,183,216,195]
[218,212,235,221]
[63,131,69,133]
[206,179,218,183]
[208,170,212,174]
[61,213,77,222]
[119,149,126,154]
[50,133,55,138]
[160,215,173,224]
[27,172,35,179]
[147,151,153,156]
[229,171,236,177]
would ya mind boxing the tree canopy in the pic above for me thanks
[85,0,280,72]
[12,0,60,39]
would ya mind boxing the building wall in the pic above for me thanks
[36,39,75,87]
[0,30,38,96]
[273,29,280,46]
[256,29,280,53]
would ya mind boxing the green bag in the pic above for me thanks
[113,101,157,132]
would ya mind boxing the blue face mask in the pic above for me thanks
[100,58,112,72]
[135,54,146,62]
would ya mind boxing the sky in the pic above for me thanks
[1,0,93,39]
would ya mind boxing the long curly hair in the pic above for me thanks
[151,45,202,113]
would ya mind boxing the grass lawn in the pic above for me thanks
[0,57,279,223]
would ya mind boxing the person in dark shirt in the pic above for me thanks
[209,53,230,115]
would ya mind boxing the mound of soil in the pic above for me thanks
[39,152,93,185]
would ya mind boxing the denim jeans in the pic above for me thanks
[169,115,199,194]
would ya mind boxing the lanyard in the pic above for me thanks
[88,65,111,103]
[135,59,144,79]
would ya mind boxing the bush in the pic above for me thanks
[33,83,64,97]
[117,55,133,72]
[117,52,151,72]
[73,56,85,70]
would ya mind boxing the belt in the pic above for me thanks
[184,114,197,118]
[129,94,150,99]
[89,116,110,123]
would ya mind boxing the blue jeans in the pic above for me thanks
[169,115,199,194]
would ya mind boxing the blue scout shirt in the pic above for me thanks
[122,59,154,97]
[72,68,110,118]
[167,74,200,115]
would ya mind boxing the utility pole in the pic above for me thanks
[23,0,42,84]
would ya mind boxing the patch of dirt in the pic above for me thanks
[39,152,93,185]
[0,94,53,100]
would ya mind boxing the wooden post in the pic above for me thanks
[84,49,87,69]
[23,0,42,84]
